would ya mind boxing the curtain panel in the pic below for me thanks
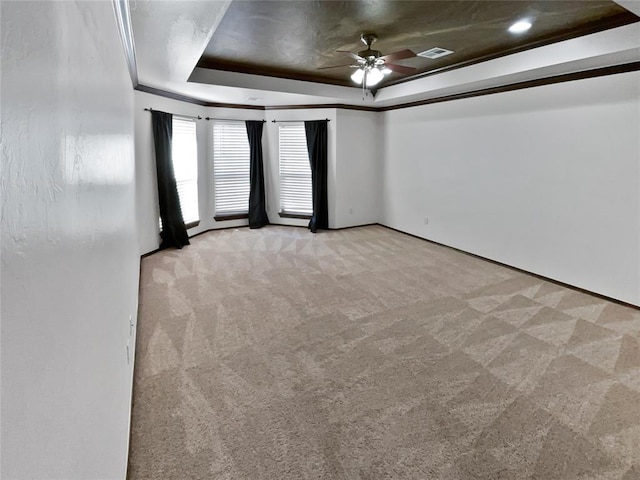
[304,120,329,233]
[246,120,270,228]
[151,110,190,249]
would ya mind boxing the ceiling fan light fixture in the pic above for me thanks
[338,32,418,90]
[365,67,384,87]
[351,68,365,84]
[508,19,532,34]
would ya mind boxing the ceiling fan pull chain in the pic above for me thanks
[362,70,367,100]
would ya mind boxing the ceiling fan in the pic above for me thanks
[319,33,417,89]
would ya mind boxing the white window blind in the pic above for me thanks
[213,122,250,215]
[279,124,312,215]
[171,117,199,224]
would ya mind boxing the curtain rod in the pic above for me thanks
[271,118,331,123]
[144,108,201,120]
[205,117,266,122]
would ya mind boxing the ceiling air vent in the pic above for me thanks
[418,47,454,59]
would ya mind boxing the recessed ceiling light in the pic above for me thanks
[509,20,532,34]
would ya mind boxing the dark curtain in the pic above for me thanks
[246,120,270,229]
[305,120,329,233]
[151,110,190,250]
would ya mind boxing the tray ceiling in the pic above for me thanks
[196,0,638,88]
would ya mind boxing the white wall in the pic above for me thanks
[135,91,266,254]
[264,108,382,229]
[382,71,640,305]
[334,109,382,228]
[1,1,139,479]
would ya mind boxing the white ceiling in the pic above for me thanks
[129,0,640,108]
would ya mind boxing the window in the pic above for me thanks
[279,124,312,216]
[171,117,199,225]
[212,122,250,217]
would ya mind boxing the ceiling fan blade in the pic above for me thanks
[384,63,417,75]
[336,50,363,61]
[381,49,416,62]
[317,63,356,70]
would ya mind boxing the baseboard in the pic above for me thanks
[140,224,252,257]
[141,223,382,259]
[328,223,379,231]
[379,223,640,311]
[138,222,638,310]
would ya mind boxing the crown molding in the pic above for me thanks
[135,61,640,113]
[264,104,378,112]
[135,84,265,109]
[379,61,640,111]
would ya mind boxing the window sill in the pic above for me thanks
[279,211,312,220]
[214,213,249,221]
[185,220,200,229]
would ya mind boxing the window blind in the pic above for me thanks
[171,117,199,224]
[279,124,312,215]
[213,122,250,215]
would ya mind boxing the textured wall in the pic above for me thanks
[382,72,640,305]
[334,109,382,228]
[1,1,139,478]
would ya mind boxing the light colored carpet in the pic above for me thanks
[128,225,640,480]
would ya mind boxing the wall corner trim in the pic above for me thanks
[112,0,139,88]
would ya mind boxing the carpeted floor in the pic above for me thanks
[128,225,640,480]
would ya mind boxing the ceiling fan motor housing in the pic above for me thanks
[358,48,382,60]
[359,33,381,59]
